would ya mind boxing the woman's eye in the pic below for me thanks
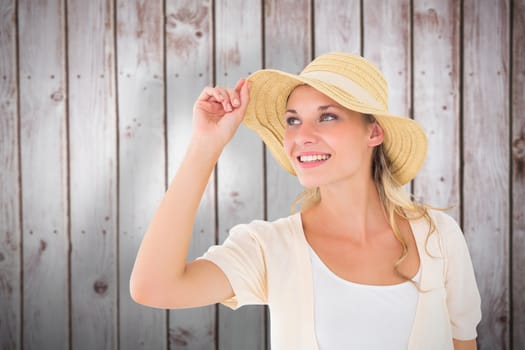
[286,116,301,126]
[320,113,338,122]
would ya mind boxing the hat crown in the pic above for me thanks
[300,52,389,111]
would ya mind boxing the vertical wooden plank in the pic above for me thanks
[215,1,265,349]
[413,1,461,220]
[18,0,68,349]
[68,0,117,349]
[463,0,510,348]
[313,0,361,55]
[116,1,166,349]
[264,0,311,221]
[512,0,525,349]
[0,1,21,349]
[165,1,216,348]
[363,0,411,117]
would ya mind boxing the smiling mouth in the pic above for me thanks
[298,154,331,163]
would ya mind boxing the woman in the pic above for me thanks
[130,52,481,349]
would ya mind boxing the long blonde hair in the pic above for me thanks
[291,114,435,283]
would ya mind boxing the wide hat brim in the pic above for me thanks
[243,67,428,186]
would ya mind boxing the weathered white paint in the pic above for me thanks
[18,0,69,349]
[512,1,525,348]
[68,0,118,348]
[0,1,522,350]
[0,1,21,349]
[413,0,461,220]
[463,0,510,348]
[314,0,361,56]
[116,1,167,349]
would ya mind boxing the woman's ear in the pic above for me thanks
[368,122,384,147]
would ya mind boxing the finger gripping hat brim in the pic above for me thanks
[243,52,428,186]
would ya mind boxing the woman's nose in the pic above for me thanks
[294,123,318,145]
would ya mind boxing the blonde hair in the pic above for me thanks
[291,114,436,284]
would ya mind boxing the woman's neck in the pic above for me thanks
[305,178,390,243]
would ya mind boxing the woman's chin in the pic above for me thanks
[296,175,326,189]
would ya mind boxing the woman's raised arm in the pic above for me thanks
[129,79,249,309]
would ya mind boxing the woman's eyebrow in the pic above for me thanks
[285,109,297,114]
[318,104,338,111]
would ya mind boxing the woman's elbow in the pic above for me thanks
[129,273,163,307]
[129,275,185,309]
[129,275,153,306]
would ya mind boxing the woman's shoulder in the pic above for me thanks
[410,208,473,266]
[409,208,464,246]
[424,208,471,254]
[426,208,461,231]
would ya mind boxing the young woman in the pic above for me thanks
[130,52,481,350]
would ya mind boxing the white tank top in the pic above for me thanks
[309,246,420,350]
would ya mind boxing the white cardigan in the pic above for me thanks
[201,209,481,350]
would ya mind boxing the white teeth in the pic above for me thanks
[299,154,330,163]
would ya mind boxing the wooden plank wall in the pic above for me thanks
[0,0,523,349]
[463,1,510,348]
[69,1,118,349]
[165,1,216,348]
[17,1,69,349]
[512,2,525,349]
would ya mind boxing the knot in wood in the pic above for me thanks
[50,90,64,102]
[166,14,177,28]
[170,327,193,347]
[513,137,525,161]
[93,280,108,295]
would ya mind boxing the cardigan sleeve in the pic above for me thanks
[438,212,482,340]
[199,223,268,310]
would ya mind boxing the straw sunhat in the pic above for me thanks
[243,52,427,185]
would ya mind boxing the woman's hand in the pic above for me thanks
[192,78,250,149]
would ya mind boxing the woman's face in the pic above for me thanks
[283,85,381,189]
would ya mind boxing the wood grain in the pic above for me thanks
[165,0,217,348]
[68,0,118,349]
[363,0,411,117]
[116,1,166,349]
[0,1,522,349]
[463,0,510,348]
[264,0,311,221]
[512,0,525,349]
[0,0,21,349]
[412,0,461,220]
[18,0,69,348]
[314,0,361,55]
[215,0,266,349]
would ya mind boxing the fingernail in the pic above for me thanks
[226,103,232,112]
[233,99,240,106]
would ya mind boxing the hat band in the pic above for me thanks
[300,71,383,110]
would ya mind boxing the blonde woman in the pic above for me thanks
[130,52,481,350]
